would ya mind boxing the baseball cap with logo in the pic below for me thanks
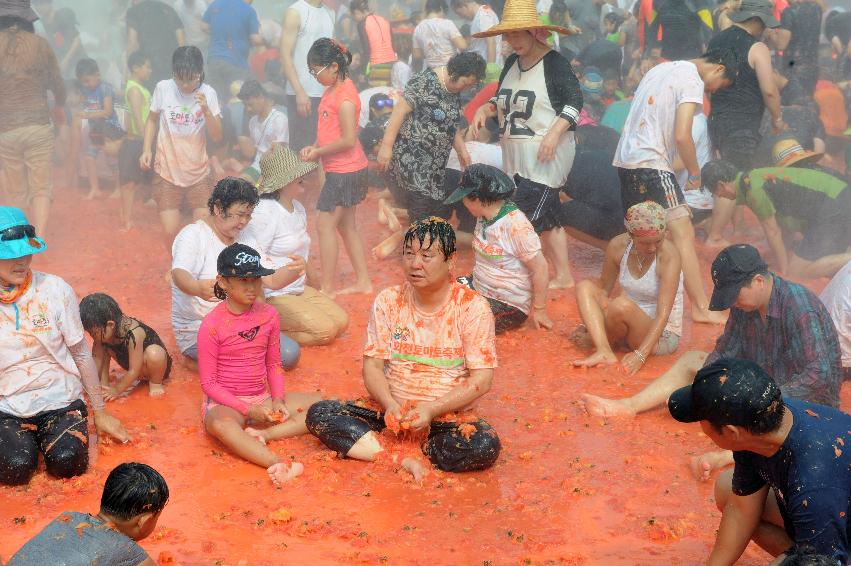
[708,244,768,311]
[668,358,782,428]
[217,243,275,278]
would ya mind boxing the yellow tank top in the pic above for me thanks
[124,79,151,137]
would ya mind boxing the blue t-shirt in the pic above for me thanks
[80,82,121,129]
[203,0,260,68]
[8,512,149,566]
[732,399,851,563]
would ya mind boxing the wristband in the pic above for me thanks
[688,174,700,182]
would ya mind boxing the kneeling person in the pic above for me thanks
[445,164,553,333]
[668,359,850,564]
[306,218,501,476]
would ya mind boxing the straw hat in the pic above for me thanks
[771,139,823,168]
[472,0,572,38]
[256,144,319,194]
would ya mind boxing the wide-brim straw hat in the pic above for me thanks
[472,0,572,38]
[256,144,319,194]
[0,0,39,22]
[772,139,823,168]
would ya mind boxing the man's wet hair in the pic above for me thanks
[79,293,123,333]
[237,79,268,102]
[172,45,205,84]
[207,177,259,215]
[701,159,739,194]
[100,463,169,521]
[75,58,100,79]
[127,51,149,72]
[701,46,739,82]
[403,217,456,260]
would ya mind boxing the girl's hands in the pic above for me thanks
[300,145,320,162]
[247,404,273,423]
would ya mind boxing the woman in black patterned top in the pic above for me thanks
[377,52,485,222]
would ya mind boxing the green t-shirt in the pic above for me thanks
[735,167,848,232]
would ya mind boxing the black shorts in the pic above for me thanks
[457,275,527,333]
[117,138,150,185]
[305,400,501,473]
[406,191,453,223]
[286,95,322,153]
[708,123,761,170]
[560,199,624,242]
[513,175,563,233]
[617,167,686,213]
[316,169,368,212]
[796,189,851,261]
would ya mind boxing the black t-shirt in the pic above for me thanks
[126,0,184,87]
[755,103,823,167]
[652,0,704,60]
[781,1,822,59]
[732,399,851,563]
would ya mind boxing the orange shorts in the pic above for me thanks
[152,173,212,212]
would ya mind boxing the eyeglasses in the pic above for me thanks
[372,98,394,109]
[309,65,329,77]
[1,224,36,242]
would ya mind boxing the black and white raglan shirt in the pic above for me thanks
[494,51,583,189]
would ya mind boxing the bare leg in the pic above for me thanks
[336,206,373,295]
[580,350,708,417]
[141,345,169,397]
[119,181,136,231]
[346,430,383,461]
[573,280,618,367]
[668,217,726,324]
[543,227,574,289]
[714,469,792,557]
[564,226,610,251]
[30,195,51,237]
[205,405,281,468]
[84,156,102,199]
[317,208,343,297]
[705,197,735,247]
[690,449,734,481]
[787,251,851,279]
[372,230,404,260]
[246,392,322,442]
[159,209,182,251]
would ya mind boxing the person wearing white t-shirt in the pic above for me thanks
[0,207,128,486]
[140,46,223,247]
[444,165,553,333]
[235,80,289,181]
[451,0,502,75]
[673,113,715,227]
[413,0,467,69]
[170,177,300,369]
[613,49,736,325]
[244,145,349,346]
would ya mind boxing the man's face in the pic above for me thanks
[716,180,736,200]
[732,275,765,312]
[136,60,153,83]
[700,421,736,450]
[703,66,732,93]
[453,3,475,20]
[402,234,453,290]
[244,95,265,115]
[0,255,33,286]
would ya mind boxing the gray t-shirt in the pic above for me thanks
[9,512,149,566]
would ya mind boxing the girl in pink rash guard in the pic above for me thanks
[198,243,320,486]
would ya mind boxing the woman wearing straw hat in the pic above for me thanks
[244,145,349,346]
[469,0,583,289]
[701,139,851,279]
[0,207,129,486]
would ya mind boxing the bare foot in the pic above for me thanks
[319,288,337,301]
[401,457,429,483]
[692,307,727,325]
[580,394,637,418]
[120,221,134,233]
[689,449,734,481]
[108,189,121,199]
[372,236,401,260]
[573,350,618,367]
[148,383,165,397]
[548,276,575,290]
[704,237,732,248]
[268,462,304,487]
[384,205,402,232]
[337,281,373,296]
[144,198,157,209]
[245,427,267,445]
[568,325,594,349]
[85,189,104,200]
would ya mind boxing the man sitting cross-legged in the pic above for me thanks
[305,217,501,479]
[581,244,842,480]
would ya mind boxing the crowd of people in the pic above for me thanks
[1,0,850,563]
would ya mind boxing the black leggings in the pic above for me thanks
[306,400,501,473]
[457,275,528,334]
[0,399,89,485]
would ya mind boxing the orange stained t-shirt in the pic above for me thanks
[364,282,497,403]
[317,78,369,174]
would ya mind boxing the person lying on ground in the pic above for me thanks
[667,358,850,566]
[243,144,349,347]
[306,218,501,481]
[445,164,553,333]
[79,293,172,400]
[701,142,851,279]
[581,244,842,481]
[819,259,850,382]
[170,177,300,371]
[0,207,129,487]
[8,462,168,566]
[199,244,321,487]
[571,201,684,375]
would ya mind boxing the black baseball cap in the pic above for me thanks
[708,244,768,311]
[217,243,275,278]
[444,164,515,204]
[668,358,782,427]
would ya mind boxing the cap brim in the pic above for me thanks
[473,22,574,38]
[0,237,47,260]
[667,385,700,423]
[443,185,474,204]
[728,10,780,28]
[250,267,277,277]
[708,281,744,311]
[776,151,823,168]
